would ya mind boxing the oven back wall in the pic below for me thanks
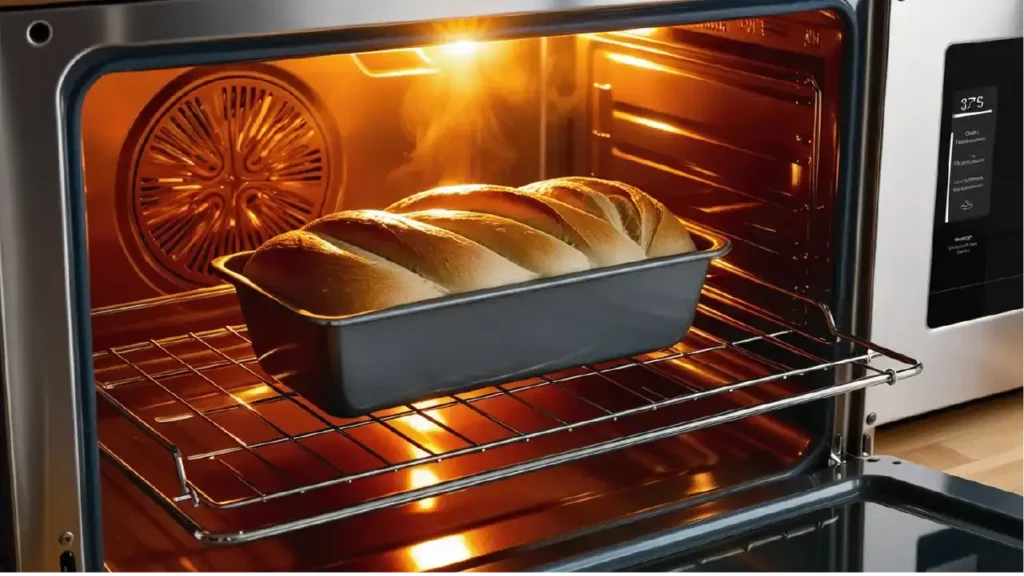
[81,46,544,309]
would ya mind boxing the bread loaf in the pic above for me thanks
[386,184,646,267]
[241,230,446,316]
[242,178,696,317]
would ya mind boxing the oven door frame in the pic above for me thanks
[475,456,1023,571]
[0,0,875,570]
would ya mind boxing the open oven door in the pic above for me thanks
[465,457,1023,572]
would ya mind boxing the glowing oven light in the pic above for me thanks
[409,535,473,571]
[441,40,479,57]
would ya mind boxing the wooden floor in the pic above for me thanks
[875,390,1023,494]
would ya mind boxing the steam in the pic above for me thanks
[387,40,538,188]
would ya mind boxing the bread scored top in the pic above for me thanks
[521,177,697,257]
[242,178,695,317]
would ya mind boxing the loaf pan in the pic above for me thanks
[212,227,730,417]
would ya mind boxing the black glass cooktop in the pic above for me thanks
[666,501,1022,572]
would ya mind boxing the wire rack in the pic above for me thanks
[95,288,920,545]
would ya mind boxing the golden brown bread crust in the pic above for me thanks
[385,185,586,249]
[241,230,446,316]
[386,184,645,267]
[557,177,696,256]
[647,206,697,257]
[518,179,625,234]
[401,209,590,277]
[304,210,536,293]
[560,177,658,250]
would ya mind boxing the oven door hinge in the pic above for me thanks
[829,434,846,465]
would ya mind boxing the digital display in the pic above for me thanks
[927,39,1022,328]
[944,86,996,223]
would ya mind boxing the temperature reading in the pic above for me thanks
[945,87,997,224]
[960,95,985,111]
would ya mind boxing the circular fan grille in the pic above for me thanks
[128,68,340,288]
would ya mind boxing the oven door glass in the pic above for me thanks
[473,457,1023,572]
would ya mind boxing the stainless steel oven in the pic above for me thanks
[0,0,1019,571]
[864,0,1023,433]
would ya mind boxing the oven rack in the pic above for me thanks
[95,291,921,545]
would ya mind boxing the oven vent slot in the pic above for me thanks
[94,288,920,545]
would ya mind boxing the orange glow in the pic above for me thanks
[689,471,719,493]
[441,41,479,57]
[625,28,657,36]
[350,48,437,78]
[614,110,684,136]
[605,51,666,73]
[405,410,447,433]
[177,557,198,571]
[412,397,446,409]
[409,535,473,571]
[424,184,491,194]
[410,468,440,511]
[236,384,274,401]
[696,201,762,214]
[413,48,435,65]
[790,162,804,192]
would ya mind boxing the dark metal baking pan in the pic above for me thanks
[212,226,730,417]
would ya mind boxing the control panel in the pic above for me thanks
[928,39,1022,328]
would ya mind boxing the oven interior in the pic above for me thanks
[82,10,853,571]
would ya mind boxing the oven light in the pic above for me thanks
[441,41,479,57]
[409,535,472,570]
[625,28,657,36]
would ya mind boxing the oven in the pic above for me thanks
[0,0,1019,572]
[863,0,1023,435]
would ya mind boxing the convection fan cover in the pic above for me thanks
[120,65,343,290]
